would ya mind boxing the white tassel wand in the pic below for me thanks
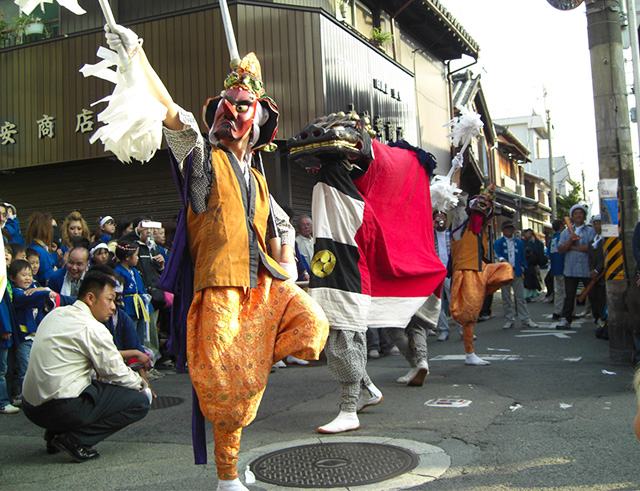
[78,0,167,164]
[430,106,484,212]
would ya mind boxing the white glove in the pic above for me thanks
[279,262,298,282]
[104,24,140,56]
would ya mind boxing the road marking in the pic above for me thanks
[516,330,576,339]
[431,354,522,361]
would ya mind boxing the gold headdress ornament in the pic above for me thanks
[223,52,266,98]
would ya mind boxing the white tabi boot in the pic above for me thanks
[217,478,249,491]
[316,411,360,434]
[396,360,429,386]
[465,352,490,366]
[357,383,383,412]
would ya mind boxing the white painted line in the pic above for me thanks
[431,354,522,361]
[516,331,575,339]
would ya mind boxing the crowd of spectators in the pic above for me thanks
[1,201,171,415]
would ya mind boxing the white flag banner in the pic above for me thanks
[0,238,6,300]
[15,0,86,16]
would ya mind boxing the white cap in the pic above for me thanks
[99,216,114,227]
[90,242,109,257]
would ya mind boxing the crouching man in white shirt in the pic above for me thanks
[22,268,151,462]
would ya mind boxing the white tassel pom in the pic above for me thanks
[15,0,86,15]
[430,174,462,213]
[446,105,484,152]
[80,47,167,164]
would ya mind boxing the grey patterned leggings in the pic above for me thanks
[384,317,429,368]
[325,329,372,412]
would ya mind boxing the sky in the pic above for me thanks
[440,0,629,209]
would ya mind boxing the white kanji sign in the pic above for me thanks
[75,108,94,134]
[0,121,18,145]
[37,114,55,139]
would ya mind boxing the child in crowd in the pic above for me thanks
[9,260,59,403]
[0,242,19,414]
[11,244,26,261]
[114,241,151,349]
[90,243,112,267]
[25,249,40,284]
[95,216,116,243]
[3,203,24,246]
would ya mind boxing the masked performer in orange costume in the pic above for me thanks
[104,24,329,491]
[449,187,513,366]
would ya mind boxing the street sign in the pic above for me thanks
[516,330,576,339]
[546,0,584,10]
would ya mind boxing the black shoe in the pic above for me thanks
[51,434,100,462]
[552,314,561,320]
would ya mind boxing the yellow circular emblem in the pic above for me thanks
[311,250,337,278]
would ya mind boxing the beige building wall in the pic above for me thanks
[396,32,451,172]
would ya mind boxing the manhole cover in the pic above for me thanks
[151,396,184,410]
[250,442,419,488]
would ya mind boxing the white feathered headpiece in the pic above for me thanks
[430,106,484,213]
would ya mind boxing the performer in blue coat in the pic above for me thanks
[494,222,537,329]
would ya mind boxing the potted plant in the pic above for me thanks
[13,14,45,38]
[370,27,392,48]
[0,14,9,47]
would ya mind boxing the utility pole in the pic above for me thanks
[586,0,639,363]
[626,0,640,150]
[581,169,587,201]
[546,109,557,219]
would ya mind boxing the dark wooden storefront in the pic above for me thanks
[1,1,417,226]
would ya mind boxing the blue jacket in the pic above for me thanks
[548,232,566,276]
[114,264,147,320]
[47,269,77,305]
[0,286,18,349]
[47,268,66,294]
[11,284,52,341]
[5,218,24,246]
[104,307,144,351]
[29,242,57,285]
[494,236,527,277]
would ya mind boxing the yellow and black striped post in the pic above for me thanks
[604,237,625,280]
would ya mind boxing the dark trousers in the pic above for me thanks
[562,276,590,323]
[480,294,493,317]
[23,381,150,447]
[590,281,606,321]
[545,270,554,297]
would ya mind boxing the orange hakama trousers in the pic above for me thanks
[186,272,329,480]
[450,262,513,354]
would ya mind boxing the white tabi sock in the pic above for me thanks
[465,352,490,366]
[316,411,360,434]
[216,478,248,491]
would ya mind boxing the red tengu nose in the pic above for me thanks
[222,99,238,119]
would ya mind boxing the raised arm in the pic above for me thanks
[104,25,181,130]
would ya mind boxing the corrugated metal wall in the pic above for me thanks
[320,16,418,144]
[0,152,179,229]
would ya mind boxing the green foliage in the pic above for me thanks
[13,13,42,35]
[370,27,393,46]
[556,178,583,219]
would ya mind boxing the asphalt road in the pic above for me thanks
[0,298,638,490]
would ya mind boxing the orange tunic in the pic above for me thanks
[187,147,286,290]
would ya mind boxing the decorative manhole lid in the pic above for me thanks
[151,395,184,410]
[249,442,419,488]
